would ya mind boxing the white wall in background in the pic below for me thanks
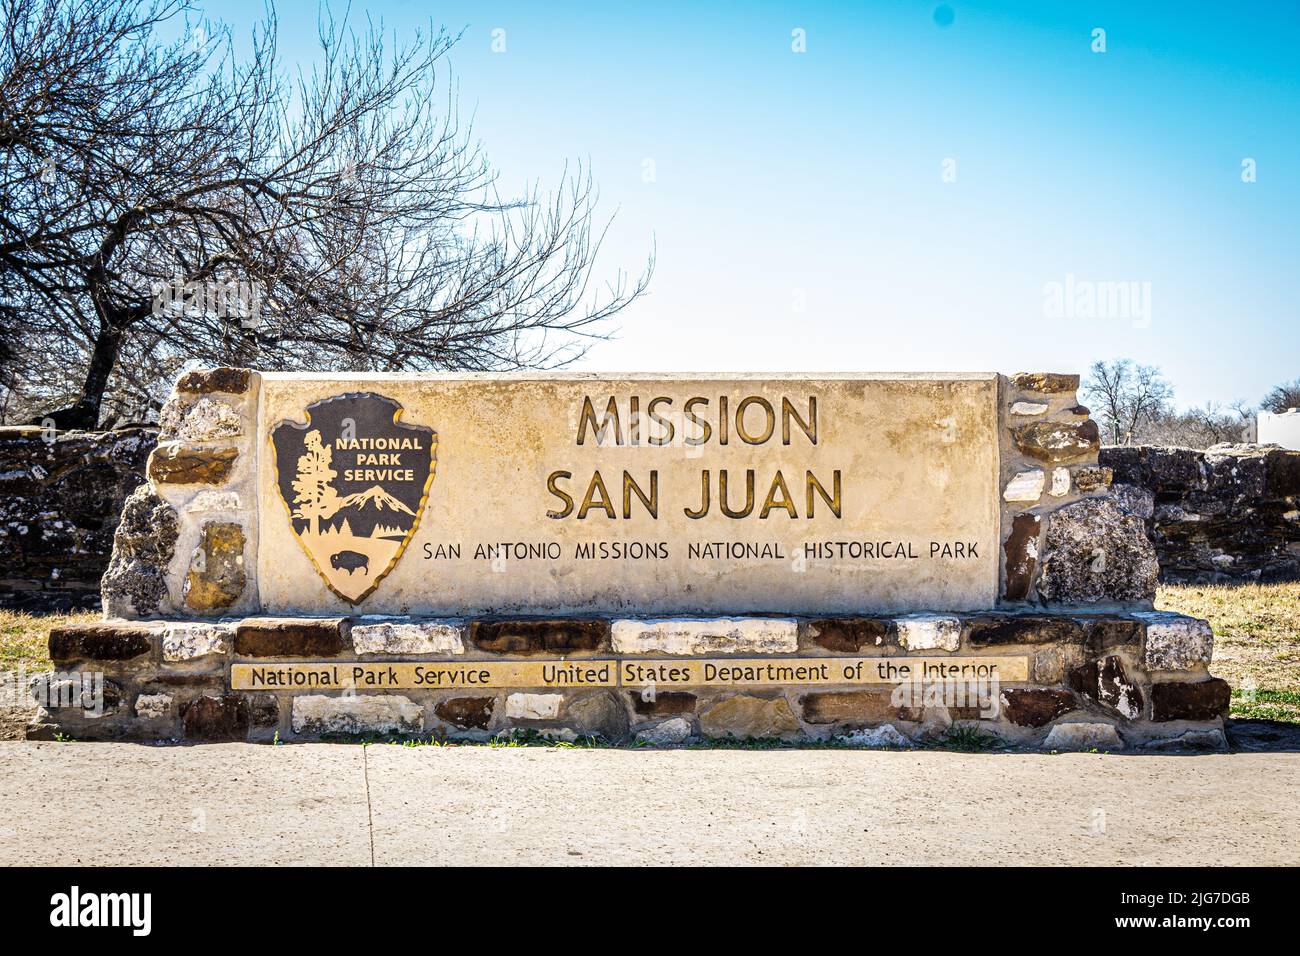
[1259,409,1300,450]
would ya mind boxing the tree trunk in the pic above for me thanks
[48,324,123,430]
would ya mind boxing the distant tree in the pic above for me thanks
[1081,360,1173,445]
[1261,378,1300,414]
[0,0,651,428]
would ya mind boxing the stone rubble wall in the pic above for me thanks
[1100,444,1300,584]
[996,373,1157,609]
[0,426,156,612]
[27,612,1229,750]
[101,367,261,619]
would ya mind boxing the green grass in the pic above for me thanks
[1230,688,1300,723]
[1158,583,1300,725]
[928,722,1006,752]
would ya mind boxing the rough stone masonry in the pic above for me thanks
[27,369,1228,751]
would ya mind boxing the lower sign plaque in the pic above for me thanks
[230,656,1028,690]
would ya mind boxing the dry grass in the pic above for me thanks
[1157,582,1300,722]
[0,609,96,671]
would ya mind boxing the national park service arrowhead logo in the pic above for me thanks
[271,393,436,605]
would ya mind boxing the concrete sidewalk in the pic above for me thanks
[0,741,1296,866]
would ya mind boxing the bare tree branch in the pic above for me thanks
[0,0,652,426]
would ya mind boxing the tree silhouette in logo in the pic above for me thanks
[291,430,341,534]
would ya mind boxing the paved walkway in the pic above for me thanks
[1,741,1296,865]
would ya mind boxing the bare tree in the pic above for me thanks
[1081,359,1174,445]
[1,0,651,428]
[1262,378,1300,414]
[1139,401,1254,448]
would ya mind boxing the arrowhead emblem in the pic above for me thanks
[270,393,436,604]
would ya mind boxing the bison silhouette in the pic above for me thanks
[330,550,370,576]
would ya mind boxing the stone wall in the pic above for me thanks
[28,611,1228,750]
[24,368,1227,750]
[1101,444,1300,583]
[0,426,156,611]
[996,373,1157,609]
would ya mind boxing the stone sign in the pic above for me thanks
[31,367,1231,752]
[257,373,1001,615]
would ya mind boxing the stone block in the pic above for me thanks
[1037,498,1159,603]
[183,694,250,741]
[699,695,801,740]
[291,695,423,736]
[1068,656,1143,719]
[248,694,280,728]
[1144,729,1228,751]
[629,690,697,716]
[1012,420,1101,463]
[1073,466,1113,492]
[159,397,243,442]
[1010,373,1080,394]
[48,622,157,662]
[1148,447,1206,492]
[1010,401,1049,416]
[565,691,630,741]
[1080,617,1144,654]
[804,618,895,652]
[635,717,693,746]
[611,618,798,655]
[183,521,246,611]
[435,696,495,730]
[894,615,961,652]
[1002,513,1041,601]
[100,486,178,617]
[1137,612,1213,671]
[1003,469,1045,502]
[1048,467,1070,497]
[1150,679,1230,721]
[147,444,238,484]
[1109,482,1155,519]
[31,674,123,716]
[1098,445,1149,485]
[176,367,252,395]
[352,620,464,655]
[834,724,911,748]
[162,623,233,662]
[1042,722,1124,751]
[999,688,1076,727]
[799,690,918,724]
[964,614,1084,646]
[505,692,563,720]
[234,617,350,657]
[471,620,607,655]
[135,693,173,720]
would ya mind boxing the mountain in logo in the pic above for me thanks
[337,485,417,516]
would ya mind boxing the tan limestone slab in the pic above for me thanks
[255,373,1001,616]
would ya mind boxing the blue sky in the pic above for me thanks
[217,1,1299,407]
